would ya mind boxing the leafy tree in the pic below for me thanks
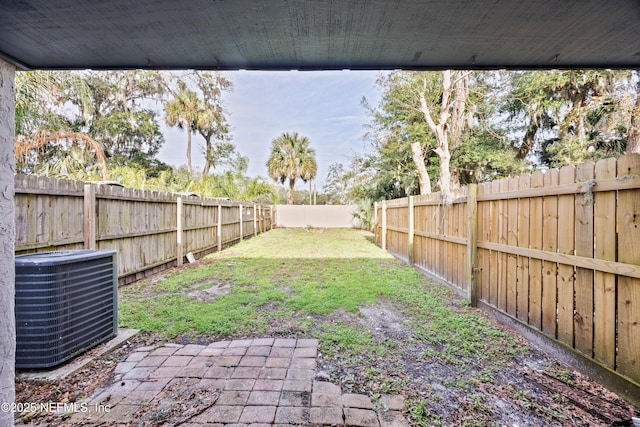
[266,132,317,205]
[501,69,635,165]
[186,71,234,175]
[164,85,204,175]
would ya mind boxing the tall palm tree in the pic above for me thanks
[164,86,204,175]
[266,132,317,204]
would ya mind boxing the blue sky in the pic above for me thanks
[157,70,382,188]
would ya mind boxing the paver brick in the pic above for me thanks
[265,357,291,368]
[205,366,234,379]
[343,393,374,409]
[310,407,344,425]
[218,390,250,405]
[313,381,341,395]
[123,366,155,380]
[212,355,242,367]
[344,408,379,427]
[162,355,193,367]
[120,390,159,405]
[246,346,272,356]
[273,338,297,347]
[225,379,256,391]
[253,379,284,391]
[278,391,311,407]
[134,345,156,352]
[136,355,168,367]
[258,367,287,379]
[282,379,312,392]
[247,390,281,406]
[275,406,310,424]
[188,356,215,367]
[114,361,138,374]
[223,346,248,356]
[135,377,171,391]
[239,356,267,366]
[239,405,276,423]
[207,340,231,349]
[149,347,179,356]
[232,367,261,378]
[178,366,208,378]
[229,339,254,348]
[126,351,149,362]
[251,337,275,346]
[293,347,317,358]
[199,347,225,356]
[175,344,206,355]
[312,393,343,408]
[270,347,295,357]
[193,405,243,423]
[286,369,314,381]
[151,366,181,378]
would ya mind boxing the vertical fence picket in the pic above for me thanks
[506,177,519,316]
[528,171,545,330]
[542,168,559,338]
[557,165,576,346]
[574,162,595,356]
[593,158,616,367]
[616,153,640,381]
[516,174,531,323]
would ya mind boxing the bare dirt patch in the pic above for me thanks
[186,280,231,301]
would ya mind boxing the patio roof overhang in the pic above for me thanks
[1,0,639,72]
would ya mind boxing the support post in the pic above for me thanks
[258,206,262,233]
[83,183,96,249]
[253,205,257,237]
[217,204,222,251]
[239,204,243,241]
[381,201,387,250]
[467,184,478,306]
[177,196,183,266]
[0,58,16,427]
[408,196,415,265]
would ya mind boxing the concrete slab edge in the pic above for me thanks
[18,328,140,381]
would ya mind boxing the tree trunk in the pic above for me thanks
[0,59,16,427]
[517,121,538,160]
[288,179,295,204]
[202,133,212,176]
[627,75,640,154]
[186,128,192,175]
[410,142,431,194]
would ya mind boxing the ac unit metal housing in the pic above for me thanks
[15,249,118,369]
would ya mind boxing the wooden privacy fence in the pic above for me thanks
[15,175,273,284]
[374,154,640,398]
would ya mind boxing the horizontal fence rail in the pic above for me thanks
[15,175,273,285]
[374,154,640,405]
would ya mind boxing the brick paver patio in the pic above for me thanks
[69,338,409,426]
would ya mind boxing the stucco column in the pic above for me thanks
[0,59,16,427]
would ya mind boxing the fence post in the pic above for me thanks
[217,204,222,251]
[467,184,478,306]
[253,205,258,237]
[270,205,274,230]
[239,204,243,241]
[83,183,96,250]
[408,196,415,265]
[177,196,183,266]
[381,201,387,250]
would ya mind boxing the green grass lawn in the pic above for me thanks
[119,228,529,426]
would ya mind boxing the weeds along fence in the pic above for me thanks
[15,174,273,285]
[374,154,640,402]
